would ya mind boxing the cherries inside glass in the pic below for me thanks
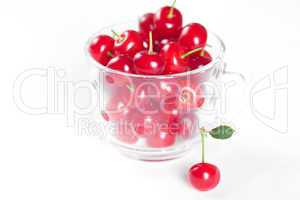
[88,1,212,149]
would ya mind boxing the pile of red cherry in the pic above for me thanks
[88,0,211,148]
[89,1,211,75]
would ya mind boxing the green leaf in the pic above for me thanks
[209,125,235,139]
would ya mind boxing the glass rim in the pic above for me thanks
[85,23,226,79]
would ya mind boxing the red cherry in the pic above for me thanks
[104,63,135,86]
[134,51,165,75]
[158,78,198,114]
[134,82,160,114]
[154,1,183,39]
[188,50,212,69]
[89,35,114,65]
[102,90,133,121]
[134,32,165,75]
[114,30,144,58]
[131,113,159,137]
[101,106,130,122]
[161,95,178,112]
[139,13,159,42]
[159,42,189,74]
[155,37,176,52]
[158,80,181,97]
[178,23,207,51]
[162,84,205,113]
[188,163,220,191]
[178,86,205,111]
[105,74,133,87]
[163,108,182,135]
[116,121,138,144]
[107,55,135,73]
[139,13,155,34]
[146,124,176,148]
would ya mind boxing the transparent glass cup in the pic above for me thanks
[85,23,241,161]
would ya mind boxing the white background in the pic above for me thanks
[0,0,299,199]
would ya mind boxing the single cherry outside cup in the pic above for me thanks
[188,128,221,191]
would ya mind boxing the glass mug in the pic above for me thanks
[85,23,243,161]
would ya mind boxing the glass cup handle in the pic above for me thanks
[207,61,245,108]
[221,62,246,82]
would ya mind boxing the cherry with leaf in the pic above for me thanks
[188,125,235,191]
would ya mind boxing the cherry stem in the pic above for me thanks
[126,84,134,93]
[181,47,204,59]
[200,49,205,57]
[148,31,154,55]
[107,51,114,58]
[111,30,120,39]
[167,0,177,18]
[200,127,206,163]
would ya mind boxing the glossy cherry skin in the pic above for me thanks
[114,30,144,58]
[178,23,207,51]
[105,73,132,87]
[162,107,182,135]
[155,38,176,52]
[160,42,189,74]
[178,86,205,111]
[158,77,205,113]
[123,84,161,137]
[146,125,176,148]
[131,113,159,137]
[134,82,161,114]
[139,13,155,34]
[188,50,212,70]
[188,163,220,191]
[89,35,114,65]
[107,55,135,73]
[102,89,133,121]
[104,63,135,86]
[154,6,182,39]
[139,13,159,42]
[161,84,205,113]
[134,50,165,75]
[158,80,181,98]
